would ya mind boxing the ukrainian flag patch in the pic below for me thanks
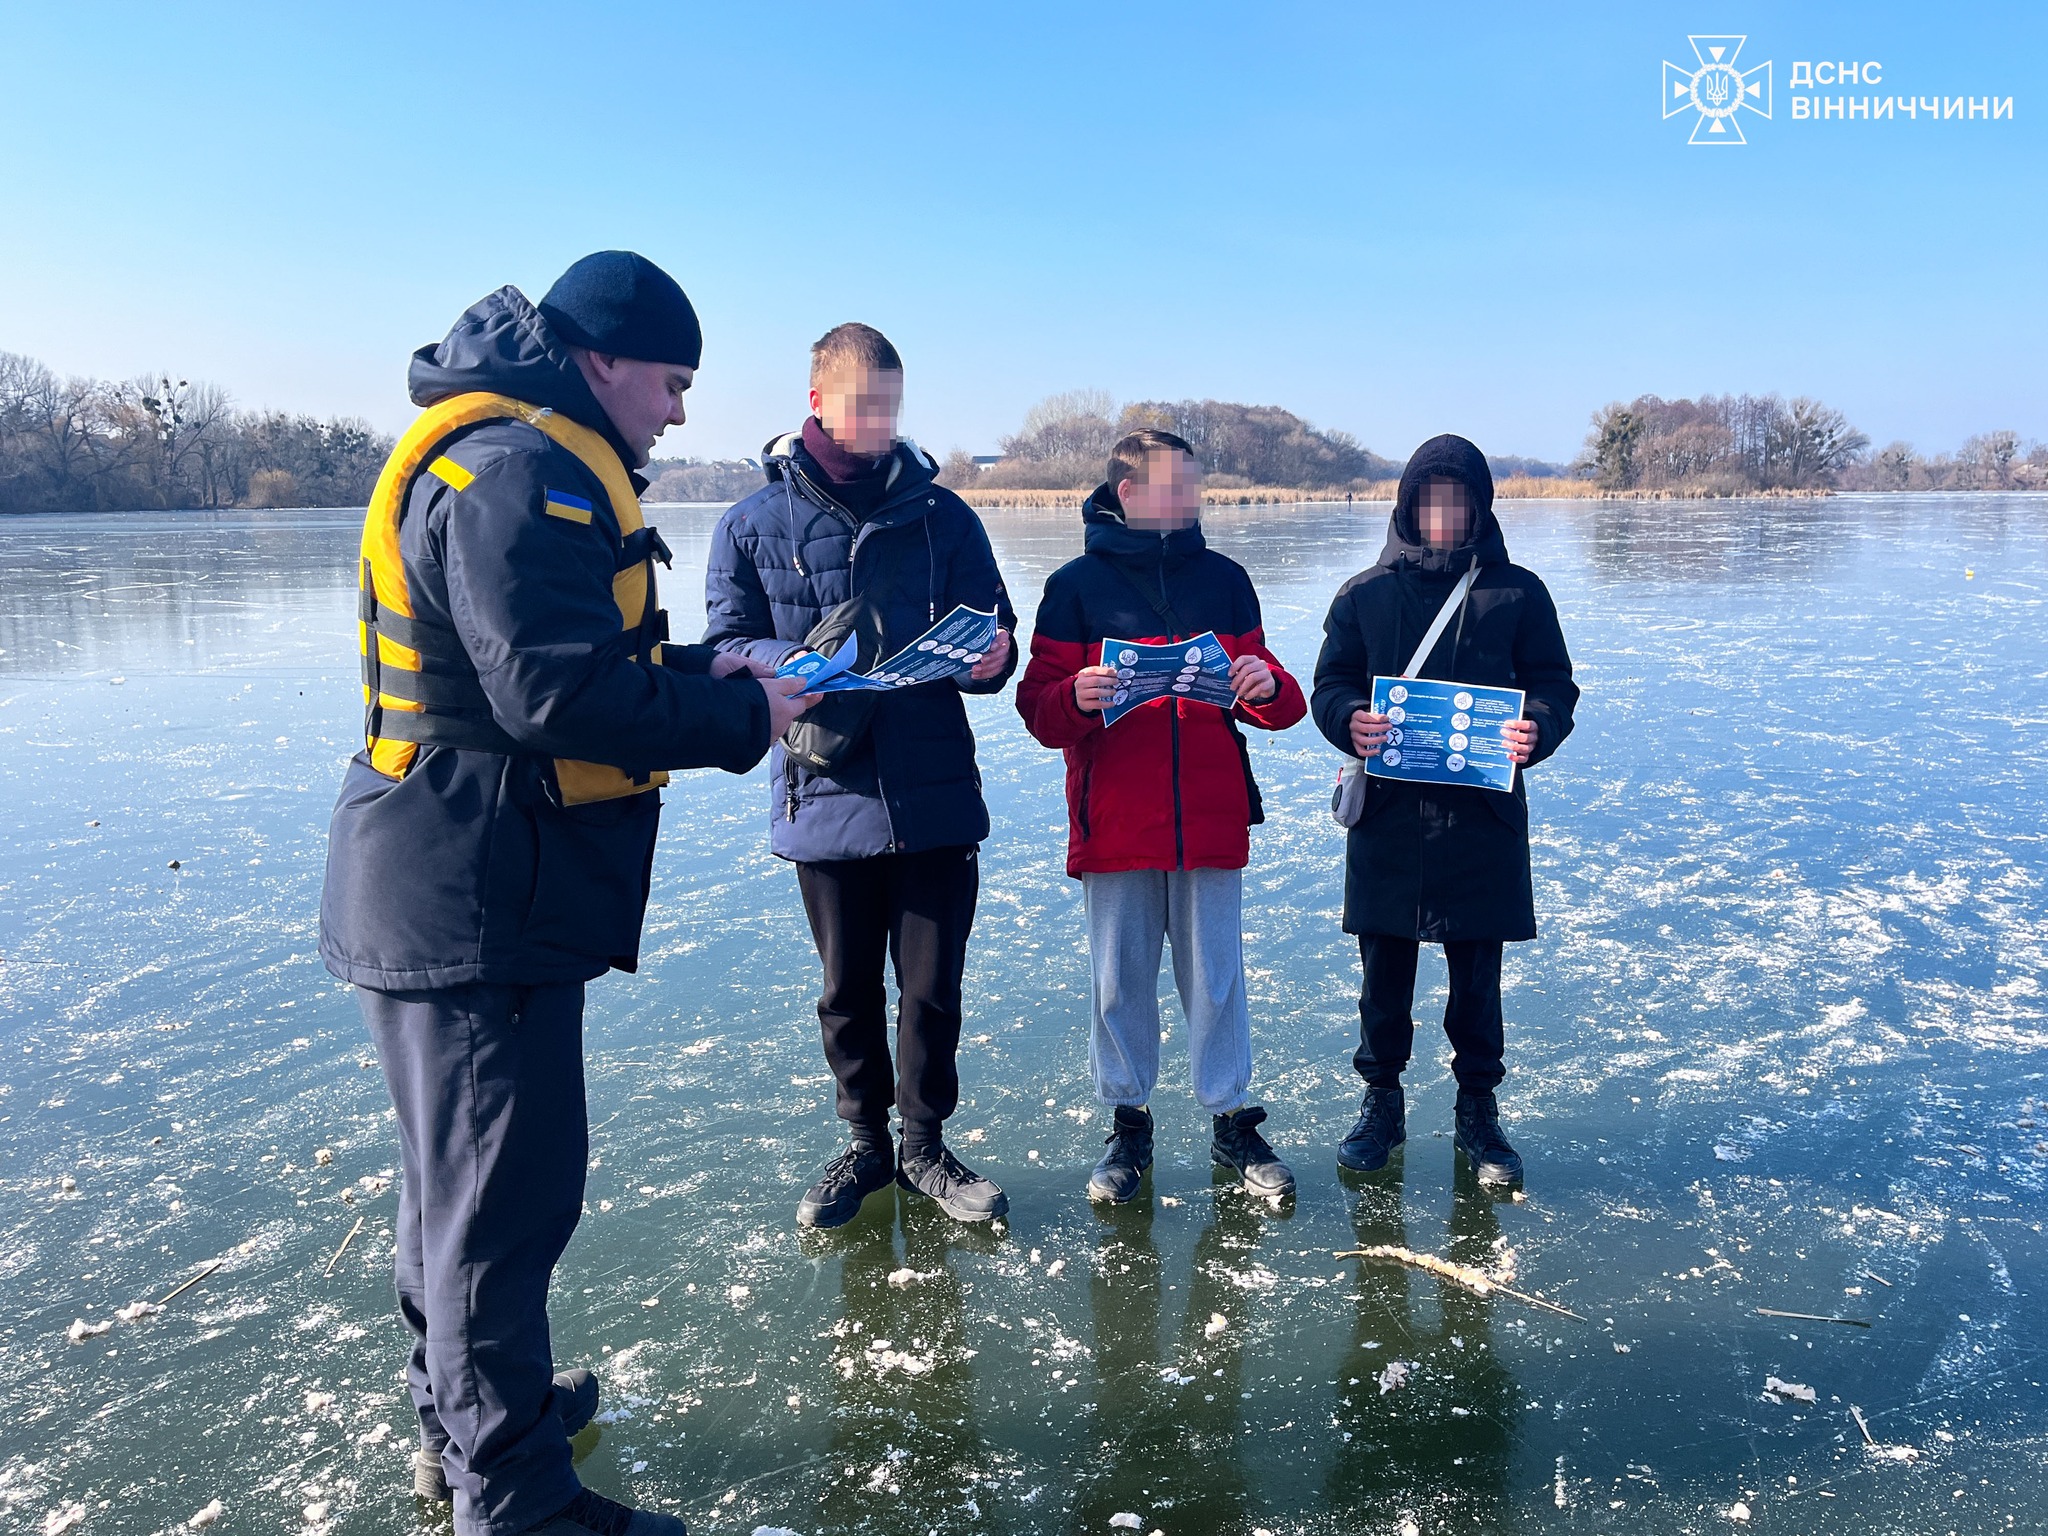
[543,488,594,524]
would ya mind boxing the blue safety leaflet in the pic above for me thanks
[776,604,1000,693]
[1365,676,1524,794]
[1099,631,1239,726]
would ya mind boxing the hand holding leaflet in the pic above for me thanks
[1365,676,1524,793]
[775,605,1000,693]
[1098,631,1240,726]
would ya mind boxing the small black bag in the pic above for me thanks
[782,597,887,775]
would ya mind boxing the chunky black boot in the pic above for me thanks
[415,1368,603,1502]
[524,1487,686,1534]
[1337,1086,1406,1172]
[796,1140,896,1229]
[1088,1106,1154,1203]
[897,1142,1010,1223]
[1210,1106,1296,1198]
[1454,1088,1524,1185]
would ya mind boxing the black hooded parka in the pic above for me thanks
[1310,435,1578,941]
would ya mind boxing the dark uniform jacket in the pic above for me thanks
[1311,435,1578,942]
[703,431,1017,863]
[319,287,771,990]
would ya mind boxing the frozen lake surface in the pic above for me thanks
[1,496,2044,1535]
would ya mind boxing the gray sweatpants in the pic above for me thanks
[1083,867,1253,1115]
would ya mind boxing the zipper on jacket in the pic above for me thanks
[1078,761,1093,839]
[1161,549,1185,871]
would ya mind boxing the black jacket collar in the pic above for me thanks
[1080,481,1208,568]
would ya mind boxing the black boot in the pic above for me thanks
[1337,1086,1406,1172]
[897,1141,1010,1223]
[414,1369,603,1502]
[1210,1106,1296,1198]
[1088,1106,1154,1203]
[524,1487,686,1534]
[1454,1087,1523,1185]
[796,1139,896,1229]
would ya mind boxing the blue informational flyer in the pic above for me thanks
[775,605,1000,693]
[1365,675,1525,794]
[1099,631,1240,726]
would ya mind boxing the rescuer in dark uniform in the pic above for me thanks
[319,251,813,1536]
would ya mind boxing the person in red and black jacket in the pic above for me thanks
[1016,429,1306,1204]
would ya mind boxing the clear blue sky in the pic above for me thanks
[3,2,2041,464]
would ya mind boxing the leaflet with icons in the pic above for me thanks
[1366,676,1525,794]
[774,605,1000,693]
[1099,632,1239,726]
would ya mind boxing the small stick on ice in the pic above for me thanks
[1755,1307,1870,1328]
[1849,1404,1878,1447]
[1861,1271,1893,1288]
[1335,1246,1585,1321]
[325,1216,365,1278]
[159,1256,226,1306]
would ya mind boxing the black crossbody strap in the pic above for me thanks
[1095,553,1186,638]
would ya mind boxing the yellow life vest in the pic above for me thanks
[356,390,671,806]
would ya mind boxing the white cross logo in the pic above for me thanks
[1663,35,1772,144]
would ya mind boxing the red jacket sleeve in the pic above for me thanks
[1221,626,1307,732]
[1016,628,1100,749]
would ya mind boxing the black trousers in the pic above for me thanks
[359,980,587,1536]
[795,844,980,1140]
[1355,935,1506,1092]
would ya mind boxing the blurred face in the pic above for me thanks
[1118,449,1202,531]
[810,364,904,458]
[575,351,692,469]
[1418,475,1473,550]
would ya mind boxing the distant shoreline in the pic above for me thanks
[9,487,2048,519]
[956,478,1844,508]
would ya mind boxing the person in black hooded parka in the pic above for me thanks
[1311,434,1577,1185]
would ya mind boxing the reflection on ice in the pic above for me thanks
[0,497,2044,1533]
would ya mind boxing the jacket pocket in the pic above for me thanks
[1228,721,1265,827]
[1482,789,1530,835]
[1076,760,1094,839]
[522,795,656,959]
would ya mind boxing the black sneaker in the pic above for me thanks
[1337,1086,1407,1172]
[1087,1106,1154,1203]
[415,1369,603,1502]
[796,1141,896,1229]
[897,1142,1009,1223]
[1211,1106,1296,1198]
[524,1487,686,1534]
[1453,1088,1524,1185]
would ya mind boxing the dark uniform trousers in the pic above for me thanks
[794,845,980,1143]
[360,980,587,1536]
[1355,936,1507,1092]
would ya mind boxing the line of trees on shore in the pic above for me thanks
[0,351,394,514]
[1582,392,2047,494]
[5,344,2042,512]
[935,389,1407,493]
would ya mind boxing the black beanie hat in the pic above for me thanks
[538,251,703,368]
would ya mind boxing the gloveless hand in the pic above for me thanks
[759,675,819,736]
[709,652,774,680]
[1349,708,1391,757]
[1073,664,1119,714]
[968,629,1012,682]
[1228,653,1277,702]
[1501,717,1538,766]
